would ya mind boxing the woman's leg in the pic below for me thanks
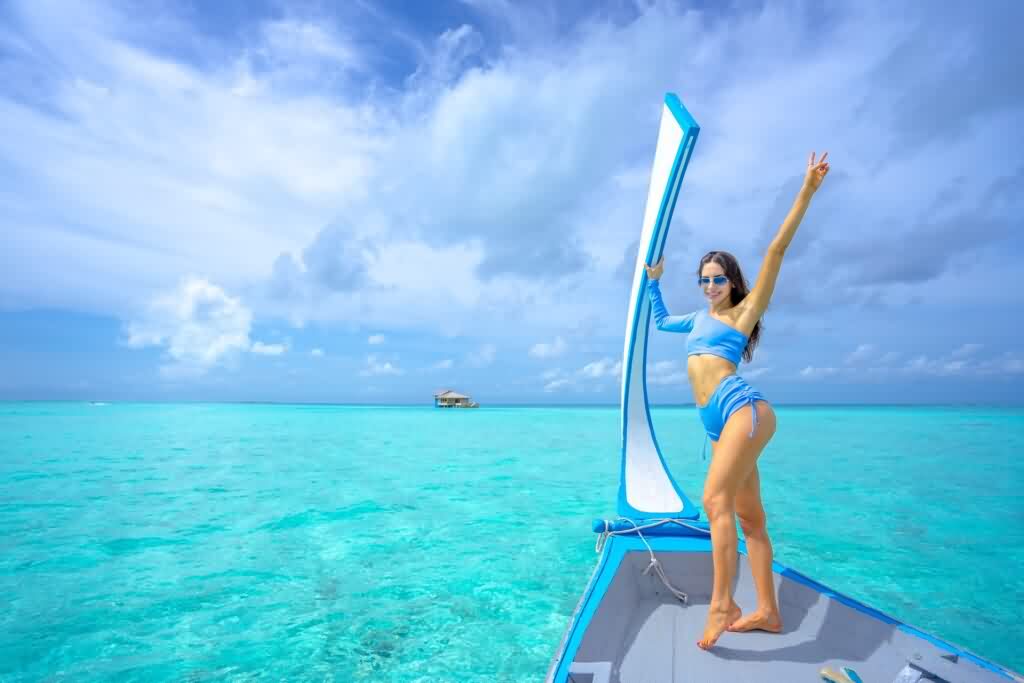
[697,400,776,650]
[729,464,782,632]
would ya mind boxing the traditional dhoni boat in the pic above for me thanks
[545,94,1021,683]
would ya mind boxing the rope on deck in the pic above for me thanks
[594,517,704,605]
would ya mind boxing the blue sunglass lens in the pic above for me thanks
[698,276,728,286]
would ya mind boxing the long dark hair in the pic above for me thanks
[697,250,762,364]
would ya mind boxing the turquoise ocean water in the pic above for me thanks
[1,402,1022,681]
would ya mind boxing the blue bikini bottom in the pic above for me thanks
[696,374,766,458]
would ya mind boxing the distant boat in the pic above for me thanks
[545,93,1022,683]
[433,389,479,408]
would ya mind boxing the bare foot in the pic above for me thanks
[727,608,782,633]
[697,602,741,650]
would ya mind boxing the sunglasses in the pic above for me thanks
[698,275,729,287]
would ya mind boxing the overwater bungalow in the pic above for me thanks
[433,389,479,408]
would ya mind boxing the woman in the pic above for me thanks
[645,151,830,650]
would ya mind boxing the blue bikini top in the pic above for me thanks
[647,279,748,365]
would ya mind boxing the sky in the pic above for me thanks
[1,0,1022,405]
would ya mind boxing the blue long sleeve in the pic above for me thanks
[647,280,696,333]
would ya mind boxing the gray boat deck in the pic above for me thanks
[567,551,1015,683]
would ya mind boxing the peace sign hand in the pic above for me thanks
[803,151,830,193]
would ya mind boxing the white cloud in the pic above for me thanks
[648,359,687,386]
[543,378,573,393]
[359,354,402,377]
[310,348,324,357]
[799,366,840,380]
[529,336,568,359]
[125,277,288,376]
[580,357,622,380]
[649,373,687,386]
[264,238,491,334]
[544,356,624,392]
[251,341,287,355]
[125,277,253,377]
[1002,357,1024,373]
[259,19,361,70]
[743,367,772,379]
[942,360,967,373]
[845,344,1024,379]
[431,359,454,370]
[784,340,1020,382]
[894,348,1024,378]
[368,334,385,345]
[951,343,983,358]
[964,352,1024,376]
[844,344,876,365]
[406,23,485,89]
[878,351,902,365]
[539,352,635,394]
[650,360,677,374]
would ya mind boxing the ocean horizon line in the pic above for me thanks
[2,399,1022,409]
